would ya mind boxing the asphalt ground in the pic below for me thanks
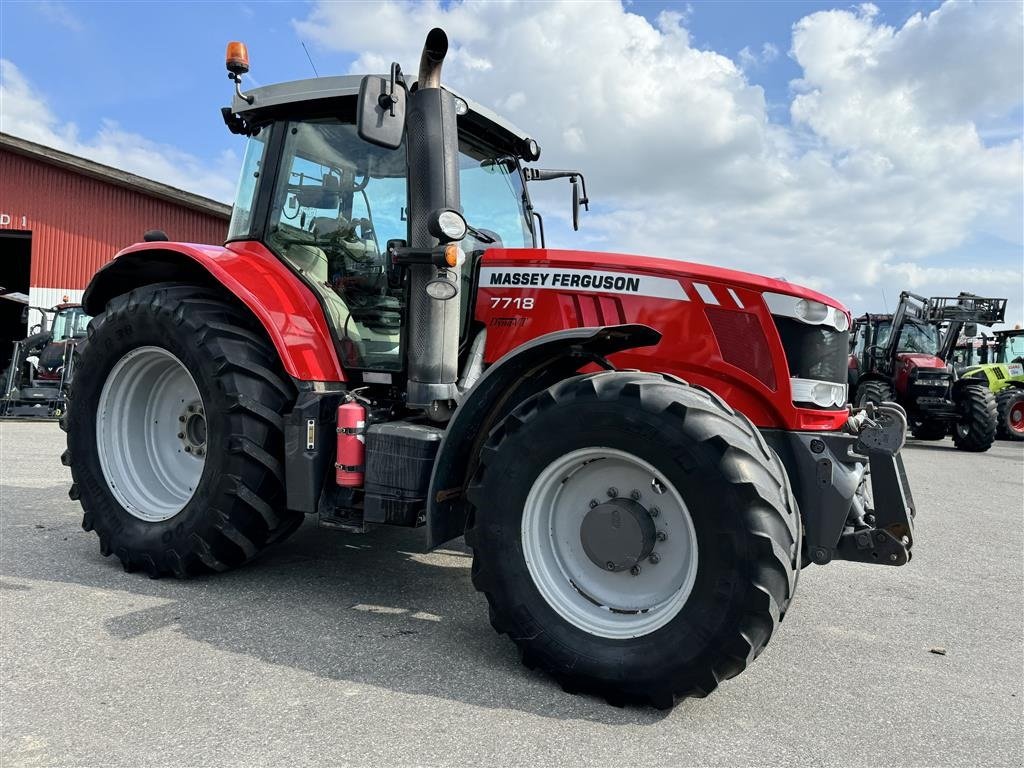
[1,420,1022,767]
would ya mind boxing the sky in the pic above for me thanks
[1,0,1021,325]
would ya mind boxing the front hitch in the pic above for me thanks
[834,403,916,566]
[761,401,917,568]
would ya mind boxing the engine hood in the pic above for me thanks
[483,248,847,310]
[896,352,947,370]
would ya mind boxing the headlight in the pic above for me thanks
[790,377,847,408]
[795,299,829,323]
[764,292,848,332]
[427,208,468,243]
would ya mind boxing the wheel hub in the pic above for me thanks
[179,402,207,456]
[580,498,656,572]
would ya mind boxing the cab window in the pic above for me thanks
[266,119,408,372]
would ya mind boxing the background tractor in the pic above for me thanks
[63,29,915,708]
[1,300,89,418]
[849,291,1005,451]
[954,328,1024,440]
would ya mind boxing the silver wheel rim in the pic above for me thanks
[96,346,206,522]
[521,447,699,639]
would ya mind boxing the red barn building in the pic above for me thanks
[0,131,230,366]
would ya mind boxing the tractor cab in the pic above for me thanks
[220,44,585,403]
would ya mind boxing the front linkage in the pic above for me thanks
[765,402,914,568]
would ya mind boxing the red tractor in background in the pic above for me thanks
[849,291,1005,451]
[64,29,915,708]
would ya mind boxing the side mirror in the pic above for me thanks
[963,323,978,338]
[572,180,580,231]
[571,176,589,231]
[357,64,406,150]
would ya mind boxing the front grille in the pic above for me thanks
[706,307,777,390]
[773,317,849,385]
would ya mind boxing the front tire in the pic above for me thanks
[952,385,997,452]
[996,388,1024,441]
[64,284,303,577]
[465,372,799,708]
[856,380,894,407]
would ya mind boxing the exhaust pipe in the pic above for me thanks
[405,28,462,416]
[417,27,448,89]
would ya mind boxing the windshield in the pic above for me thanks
[876,321,940,355]
[458,146,533,248]
[50,307,89,341]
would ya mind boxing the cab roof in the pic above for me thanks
[230,75,532,155]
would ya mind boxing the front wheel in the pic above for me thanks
[64,284,303,577]
[465,372,799,708]
[996,388,1024,441]
[952,385,997,452]
[855,380,894,408]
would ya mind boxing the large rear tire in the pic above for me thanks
[465,372,799,708]
[64,284,303,577]
[952,385,997,452]
[995,388,1024,441]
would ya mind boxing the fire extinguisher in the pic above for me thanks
[336,399,366,487]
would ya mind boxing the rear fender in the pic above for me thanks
[426,323,661,549]
[82,241,344,382]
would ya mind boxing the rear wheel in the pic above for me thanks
[856,380,894,407]
[952,385,997,452]
[465,372,799,708]
[64,284,302,577]
[911,420,947,441]
[996,388,1024,441]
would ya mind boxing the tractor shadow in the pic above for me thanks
[1,501,670,726]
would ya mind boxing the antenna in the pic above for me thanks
[301,41,320,77]
[881,287,890,313]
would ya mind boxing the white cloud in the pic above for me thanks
[0,60,238,203]
[295,0,1022,324]
[34,1,85,33]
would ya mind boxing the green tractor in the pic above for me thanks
[955,328,1024,441]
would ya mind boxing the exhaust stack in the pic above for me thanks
[405,28,462,416]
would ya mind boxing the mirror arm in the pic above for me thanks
[532,211,546,248]
[379,62,404,116]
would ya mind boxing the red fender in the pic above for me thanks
[85,240,345,382]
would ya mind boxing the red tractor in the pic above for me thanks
[64,30,915,708]
[849,291,1005,451]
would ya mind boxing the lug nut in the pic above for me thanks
[648,553,660,565]
[177,432,185,439]
[630,489,641,500]
[656,531,667,542]
[606,561,616,571]
[589,499,599,509]
[649,507,660,518]
[184,446,192,453]
[889,553,898,562]
[178,415,186,423]
[607,487,618,498]
[630,565,641,576]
